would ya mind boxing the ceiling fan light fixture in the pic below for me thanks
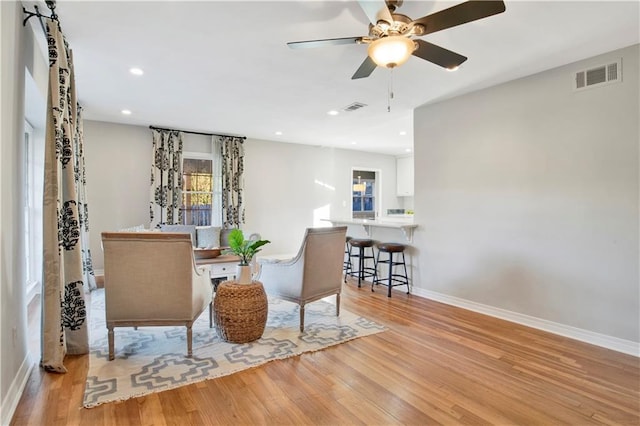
[376,20,391,32]
[368,36,415,68]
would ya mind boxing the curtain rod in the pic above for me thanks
[149,125,246,140]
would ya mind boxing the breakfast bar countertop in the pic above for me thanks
[322,218,418,242]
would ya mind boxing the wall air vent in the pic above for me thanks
[574,59,622,91]
[343,102,367,112]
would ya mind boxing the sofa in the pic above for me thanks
[121,224,260,249]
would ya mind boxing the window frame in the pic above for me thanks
[351,168,380,220]
[181,152,216,226]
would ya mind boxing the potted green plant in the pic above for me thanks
[225,229,270,284]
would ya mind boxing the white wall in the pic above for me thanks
[83,120,151,266]
[83,123,401,269]
[243,139,400,255]
[1,2,30,423]
[413,44,639,343]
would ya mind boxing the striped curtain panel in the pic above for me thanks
[41,21,90,372]
[149,129,184,227]
[219,136,245,228]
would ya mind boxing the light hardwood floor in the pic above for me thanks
[11,279,640,425]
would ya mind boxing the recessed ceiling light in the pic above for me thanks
[327,110,339,116]
[405,148,412,153]
[129,67,144,76]
[399,131,407,136]
[275,131,282,135]
[351,141,357,145]
[121,109,132,115]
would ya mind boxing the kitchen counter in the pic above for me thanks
[322,218,418,242]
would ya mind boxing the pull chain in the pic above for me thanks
[387,68,395,112]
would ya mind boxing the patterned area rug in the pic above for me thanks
[83,289,385,407]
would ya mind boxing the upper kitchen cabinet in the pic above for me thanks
[396,156,414,197]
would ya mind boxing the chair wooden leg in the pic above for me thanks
[187,325,193,358]
[299,305,305,333]
[336,293,340,317]
[108,326,115,361]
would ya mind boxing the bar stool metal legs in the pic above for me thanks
[346,238,377,288]
[373,242,410,297]
[343,236,352,283]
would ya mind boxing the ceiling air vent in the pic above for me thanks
[574,59,622,91]
[343,102,367,112]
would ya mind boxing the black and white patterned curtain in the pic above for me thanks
[41,20,89,372]
[75,107,96,291]
[211,136,223,227]
[219,136,245,228]
[149,129,184,228]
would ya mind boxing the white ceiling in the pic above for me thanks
[32,1,639,156]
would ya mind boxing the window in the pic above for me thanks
[352,170,376,219]
[182,157,213,226]
[24,123,34,288]
[24,120,44,302]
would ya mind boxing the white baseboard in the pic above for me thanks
[0,354,34,426]
[411,287,640,357]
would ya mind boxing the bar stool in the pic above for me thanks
[373,242,410,297]
[346,238,377,288]
[343,236,352,282]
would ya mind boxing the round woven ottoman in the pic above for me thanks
[213,280,268,343]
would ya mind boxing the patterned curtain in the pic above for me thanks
[219,136,245,228]
[41,21,89,372]
[149,129,184,228]
[211,137,223,227]
[75,107,96,291]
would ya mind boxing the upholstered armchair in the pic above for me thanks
[256,226,348,332]
[101,232,213,360]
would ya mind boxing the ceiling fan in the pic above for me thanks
[287,0,506,79]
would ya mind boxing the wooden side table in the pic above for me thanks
[213,280,268,343]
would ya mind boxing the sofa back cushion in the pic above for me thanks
[159,224,197,246]
[196,226,221,248]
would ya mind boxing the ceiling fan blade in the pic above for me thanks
[357,0,393,25]
[413,1,506,36]
[413,39,467,69]
[287,37,364,49]
[351,56,377,79]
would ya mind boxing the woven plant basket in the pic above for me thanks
[214,280,268,343]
